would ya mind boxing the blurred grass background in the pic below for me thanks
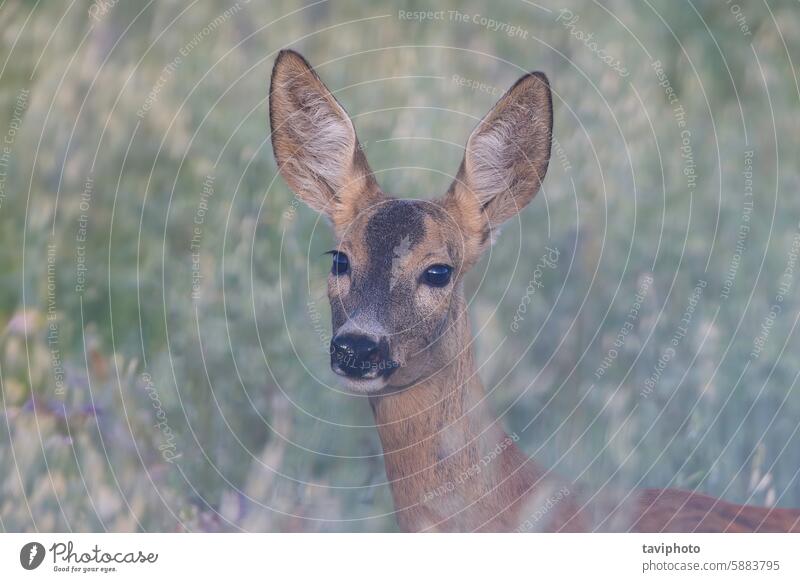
[1,0,799,531]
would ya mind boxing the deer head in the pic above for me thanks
[267,50,800,535]
[269,50,552,396]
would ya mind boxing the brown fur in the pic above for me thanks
[269,49,800,532]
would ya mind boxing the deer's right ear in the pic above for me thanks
[269,50,380,231]
[443,71,552,266]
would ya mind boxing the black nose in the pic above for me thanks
[331,334,385,378]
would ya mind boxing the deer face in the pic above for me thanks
[270,50,552,394]
[323,198,464,392]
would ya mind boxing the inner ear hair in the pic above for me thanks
[269,50,379,228]
[444,71,552,261]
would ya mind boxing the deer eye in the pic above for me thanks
[330,252,349,276]
[422,264,452,287]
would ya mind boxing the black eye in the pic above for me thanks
[422,264,452,287]
[331,252,349,275]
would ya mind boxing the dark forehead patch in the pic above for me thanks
[365,199,429,261]
[344,200,447,326]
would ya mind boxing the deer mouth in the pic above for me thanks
[330,352,402,394]
[331,356,400,381]
[329,333,399,381]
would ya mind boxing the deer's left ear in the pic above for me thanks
[269,50,381,233]
[443,72,552,265]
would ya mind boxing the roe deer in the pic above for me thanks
[269,49,800,532]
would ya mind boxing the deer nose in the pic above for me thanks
[330,333,384,378]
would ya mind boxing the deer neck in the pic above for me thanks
[369,293,544,531]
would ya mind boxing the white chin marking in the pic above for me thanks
[337,376,387,394]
